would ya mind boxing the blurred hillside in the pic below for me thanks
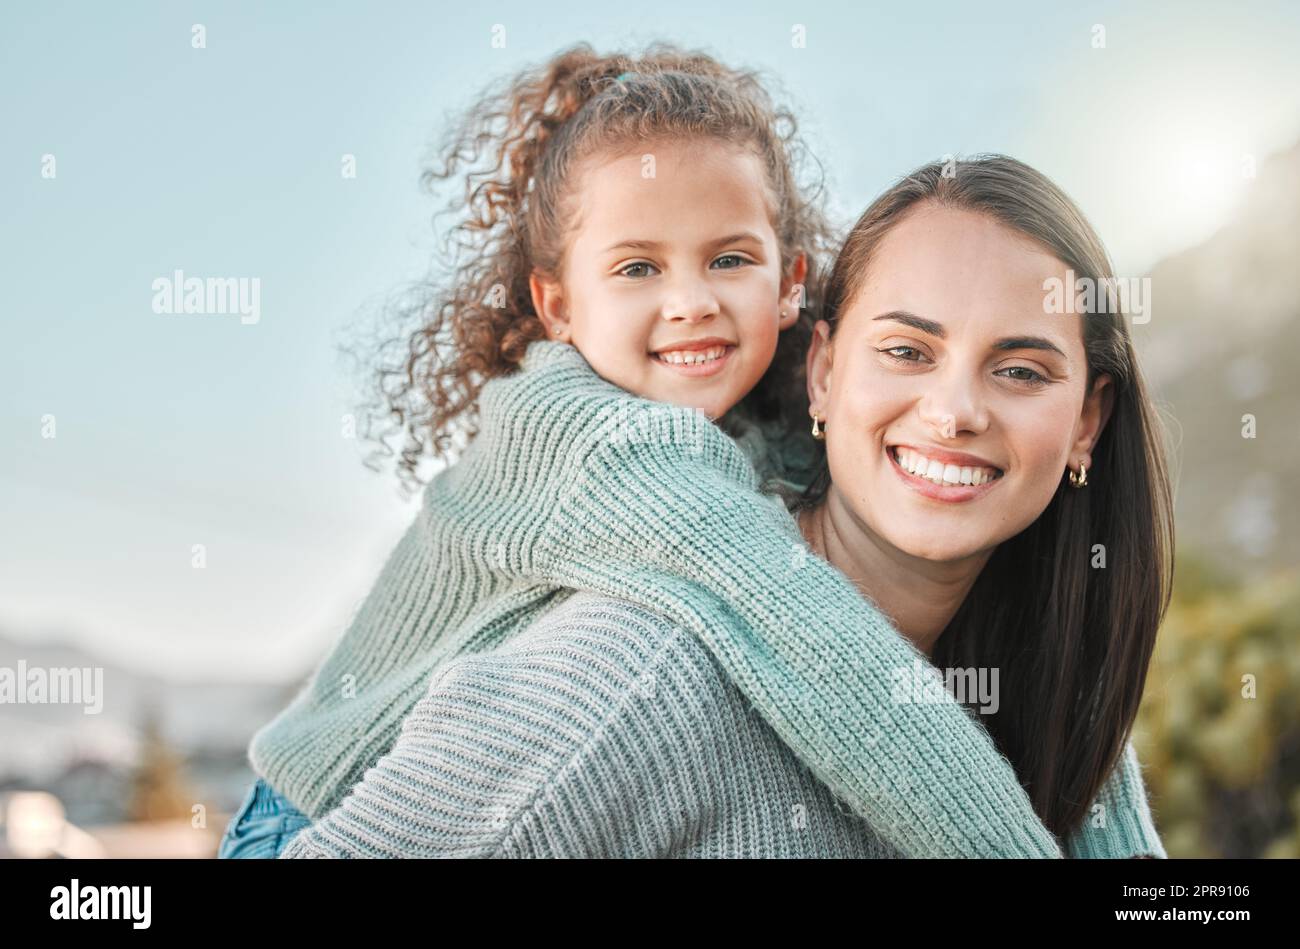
[0,628,302,831]
[1137,139,1300,575]
[1132,139,1300,857]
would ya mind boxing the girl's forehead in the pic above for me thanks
[574,137,768,199]
[568,143,776,238]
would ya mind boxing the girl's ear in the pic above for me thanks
[529,270,569,341]
[778,252,809,330]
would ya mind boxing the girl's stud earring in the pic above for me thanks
[810,414,826,440]
[1068,461,1088,488]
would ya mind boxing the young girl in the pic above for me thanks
[224,44,1162,858]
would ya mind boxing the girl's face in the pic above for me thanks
[807,202,1113,563]
[530,138,805,420]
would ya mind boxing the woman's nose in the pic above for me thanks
[918,369,990,438]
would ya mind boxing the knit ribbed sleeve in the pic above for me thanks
[1065,740,1167,858]
[277,591,907,858]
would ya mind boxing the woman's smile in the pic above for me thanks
[887,443,1006,503]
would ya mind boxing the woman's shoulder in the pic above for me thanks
[430,590,736,726]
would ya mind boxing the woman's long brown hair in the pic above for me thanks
[793,154,1177,842]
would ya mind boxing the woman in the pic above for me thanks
[223,155,1171,858]
[794,155,1173,841]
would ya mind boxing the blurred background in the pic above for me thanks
[1,1,1297,858]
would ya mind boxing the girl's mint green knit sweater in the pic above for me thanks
[249,340,1166,858]
[275,588,1162,858]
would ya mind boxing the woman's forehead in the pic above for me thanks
[847,205,1082,350]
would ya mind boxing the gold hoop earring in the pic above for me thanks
[811,414,826,440]
[1068,461,1088,488]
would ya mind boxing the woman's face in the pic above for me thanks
[807,202,1113,563]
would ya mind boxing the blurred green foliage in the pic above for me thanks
[1134,552,1300,857]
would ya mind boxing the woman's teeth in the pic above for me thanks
[655,345,727,366]
[892,447,1003,486]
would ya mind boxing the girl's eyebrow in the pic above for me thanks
[602,231,765,254]
[872,310,1067,358]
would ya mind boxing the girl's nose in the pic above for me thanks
[661,280,720,323]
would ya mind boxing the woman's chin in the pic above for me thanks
[882,526,993,565]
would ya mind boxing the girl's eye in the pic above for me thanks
[711,254,749,270]
[994,366,1050,388]
[618,261,658,278]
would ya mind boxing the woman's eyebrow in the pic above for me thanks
[993,336,1067,358]
[872,310,945,336]
[871,311,1066,358]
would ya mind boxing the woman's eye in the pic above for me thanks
[618,262,657,278]
[879,345,926,363]
[995,366,1050,388]
[711,254,748,270]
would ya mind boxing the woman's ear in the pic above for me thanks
[779,253,809,330]
[1072,373,1115,467]
[529,270,569,341]
[806,319,833,413]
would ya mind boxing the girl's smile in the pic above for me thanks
[649,338,736,378]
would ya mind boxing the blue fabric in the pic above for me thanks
[218,778,311,858]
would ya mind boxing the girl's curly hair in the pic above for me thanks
[356,41,837,497]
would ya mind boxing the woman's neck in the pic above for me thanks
[797,491,992,658]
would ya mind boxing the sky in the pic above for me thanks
[2,0,1299,682]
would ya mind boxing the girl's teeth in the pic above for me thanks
[893,447,1001,486]
[657,346,726,365]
